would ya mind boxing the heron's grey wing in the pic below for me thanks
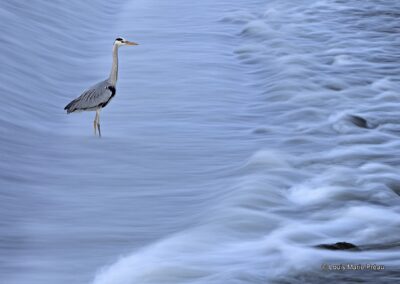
[64,80,116,113]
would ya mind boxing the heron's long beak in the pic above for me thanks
[125,41,139,46]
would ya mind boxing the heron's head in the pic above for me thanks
[114,37,139,46]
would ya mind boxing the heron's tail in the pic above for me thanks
[64,100,76,113]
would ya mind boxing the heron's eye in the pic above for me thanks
[115,37,123,42]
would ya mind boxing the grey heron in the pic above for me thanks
[64,37,138,137]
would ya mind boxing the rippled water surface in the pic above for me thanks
[1,0,400,283]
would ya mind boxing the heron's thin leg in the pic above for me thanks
[93,111,98,136]
[96,109,101,138]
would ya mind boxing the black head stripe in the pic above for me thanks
[115,37,123,41]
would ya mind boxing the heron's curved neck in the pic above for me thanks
[109,44,118,85]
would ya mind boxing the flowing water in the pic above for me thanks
[1,0,400,283]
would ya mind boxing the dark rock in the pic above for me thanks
[253,127,269,134]
[349,115,369,129]
[316,242,360,251]
[386,182,400,197]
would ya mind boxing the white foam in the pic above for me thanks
[332,54,353,65]
[241,20,276,38]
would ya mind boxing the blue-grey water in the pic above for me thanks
[1,0,400,283]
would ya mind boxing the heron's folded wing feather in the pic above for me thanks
[65,80,114,112]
